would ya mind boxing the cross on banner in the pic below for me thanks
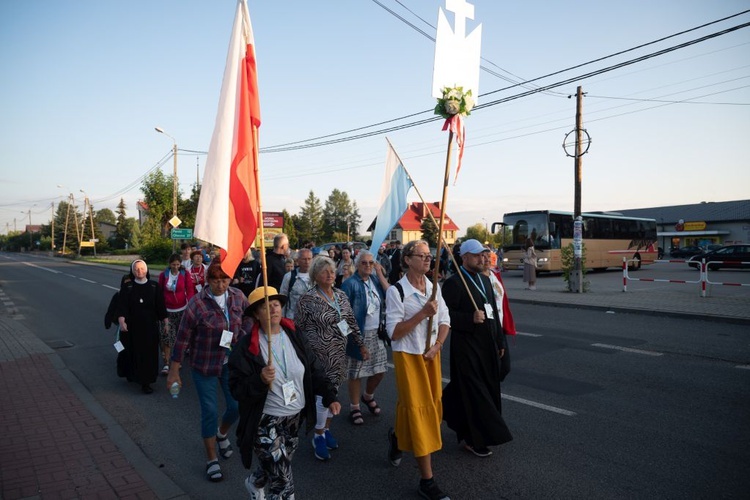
[432,0,482,100]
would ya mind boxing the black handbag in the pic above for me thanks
[377,321,391,346]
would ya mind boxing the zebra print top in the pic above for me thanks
[295,286,364,388]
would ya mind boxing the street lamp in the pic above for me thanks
[155,126,178,219]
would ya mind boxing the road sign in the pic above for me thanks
[171,228,193,239]
[80,241,95,247]
[169,216,182,228]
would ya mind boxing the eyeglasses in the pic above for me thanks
[360,261,375,266]
[409,253,432,261]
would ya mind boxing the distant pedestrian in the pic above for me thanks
[523,238,537,290]
[279,248,313,320]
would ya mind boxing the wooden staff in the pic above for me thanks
[425,128,455,353]
[251,124,273,365]
[386,138,479,315]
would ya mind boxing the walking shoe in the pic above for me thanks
[323,429,338,450]
[387,427,402,466]
[418,478,450,500]
[245,475,266,500]
[216,433,233,459]
[312,434,330,461]
[161,364,169,376]
[464,444,493,457]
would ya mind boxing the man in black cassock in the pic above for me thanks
[441,239,512,457]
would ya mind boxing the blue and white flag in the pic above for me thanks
[369,143,413,252]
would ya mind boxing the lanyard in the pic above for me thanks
[316,286,341,320]
[460,267,488,303]
[262,330,288,378]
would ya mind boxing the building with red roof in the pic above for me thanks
[367,201,459,245]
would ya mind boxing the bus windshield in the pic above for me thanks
[503,213,557,250]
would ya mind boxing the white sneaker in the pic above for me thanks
[245,476,266,500]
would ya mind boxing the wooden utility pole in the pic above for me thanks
[572,86,584,293]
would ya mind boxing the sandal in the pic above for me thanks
[216,434,233,459]
[349,408,364,425]
[361,395,381,416]
[206,460,223,482]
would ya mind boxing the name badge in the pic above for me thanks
[367,302,378,316]
[484,303,495,320]
[219,329,234,349]
[113,341,125,353]
[196,284,203,293]
[282,381,298,406]
[337,319,350,337]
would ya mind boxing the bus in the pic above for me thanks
[494,210,658,272]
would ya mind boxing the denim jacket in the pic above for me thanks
[340,272,386,332]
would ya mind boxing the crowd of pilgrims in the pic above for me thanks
[108,234,515,500]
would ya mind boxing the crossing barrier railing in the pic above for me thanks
[622,257,750,297]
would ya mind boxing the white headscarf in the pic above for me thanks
[131,259,148,285]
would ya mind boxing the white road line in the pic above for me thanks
[516,331,542,337]
[79,278,96,284]
[591,343,663,356]
[501,394,577,416]
[386,363,576,417]
[22,262,62,274]
[102,284,119,291]
[65,274,77,278]
[735,365,750,370]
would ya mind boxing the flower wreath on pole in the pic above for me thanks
[435,86,474,184]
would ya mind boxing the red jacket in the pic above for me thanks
[158,270,196,311]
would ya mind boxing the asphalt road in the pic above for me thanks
[1,252,749,499]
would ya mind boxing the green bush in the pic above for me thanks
[561,242,590,292]
[139,240,174,264]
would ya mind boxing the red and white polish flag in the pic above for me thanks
[195,0,261,278]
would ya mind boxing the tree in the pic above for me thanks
[112,198,130,249]
[95,208,116,225]
[349,201,362,241]
[322,189,357,241]
[465,223,489,244]
[281,209,298,248]
[140,170,174,244]
[420,217,439,248]
[297,190,323,244]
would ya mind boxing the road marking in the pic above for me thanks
[102,284,119,291]
[387,363,576,417]
[735,365,750,370]
[516,331,542,337]
[591,343,663,356]
[501,394,577,416]
[78,278,96,284]
[22,262,62,274]
[65,274,77,278]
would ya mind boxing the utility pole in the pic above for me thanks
[562,86,591,293]
[51,202,55,252]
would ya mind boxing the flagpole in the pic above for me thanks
[425,129,455,354]
[386,138,479,312]
[251,124,273,365]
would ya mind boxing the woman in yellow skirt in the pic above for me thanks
[385,240,451,500]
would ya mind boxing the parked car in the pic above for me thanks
[312,241,368,256]
[670,245,705,259]
[687,245,750,270]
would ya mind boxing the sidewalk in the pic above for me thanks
[1,257,747,500]
[0,316,187,500]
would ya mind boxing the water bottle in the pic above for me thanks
[169,382,180,399]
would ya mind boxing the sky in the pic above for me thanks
[1,0,749,239]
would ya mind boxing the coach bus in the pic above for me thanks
[494,210,658,272]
